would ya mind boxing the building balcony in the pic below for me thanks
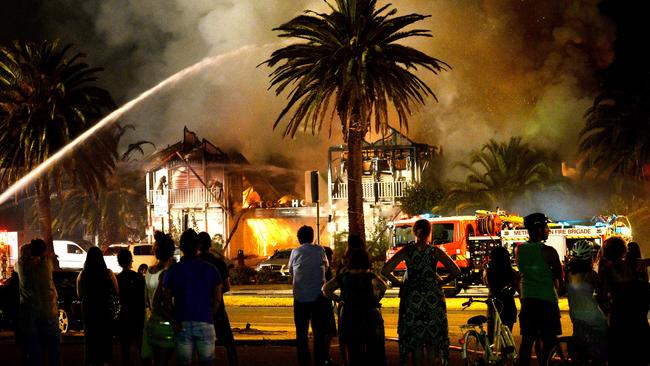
[148,188,223,207]
[330,180,410,202]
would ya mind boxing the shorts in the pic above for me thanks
[519,298,561,336]
[175,321,216,365]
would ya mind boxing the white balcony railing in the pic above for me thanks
[149,188,223,207]
[331,180,410,201]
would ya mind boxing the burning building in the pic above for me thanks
[327,127,441,242]
[144,127,329,259]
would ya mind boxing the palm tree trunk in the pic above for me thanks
[36,178,59,268]
[347,127,366,242]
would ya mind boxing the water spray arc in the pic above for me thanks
[0,45,260,206]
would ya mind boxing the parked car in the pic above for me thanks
[52,270,83,334]
[0,273,19,331]
[0,270,82,334]
[53,240,87,270]
[255,249,292,281]
[103,243,156,274]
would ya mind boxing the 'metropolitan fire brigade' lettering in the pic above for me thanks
[502,227,606,237]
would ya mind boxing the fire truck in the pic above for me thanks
[386,210,632,296]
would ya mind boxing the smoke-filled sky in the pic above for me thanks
[4,0,618,179]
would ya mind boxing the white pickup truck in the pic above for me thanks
[103,243,156,274]
[53,240,87,270]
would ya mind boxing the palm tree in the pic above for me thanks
[263,0,448,240]
[0,40,118,256]
[52,163,147,245]
[51,127,152,245]
[579,81,650,186]
[445,137,565,213]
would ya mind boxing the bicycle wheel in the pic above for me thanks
[462,330,487,366]
[546,337,577,366]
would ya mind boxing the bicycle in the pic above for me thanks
[460,296,517,366]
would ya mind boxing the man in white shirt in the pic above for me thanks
[288,226,330,366]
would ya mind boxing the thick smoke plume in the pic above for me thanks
[32,1,614,195]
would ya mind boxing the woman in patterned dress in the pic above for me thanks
[382,219,460,365]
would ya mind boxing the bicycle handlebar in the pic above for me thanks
[461,296,493,310]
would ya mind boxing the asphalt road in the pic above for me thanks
[226,304,574,344]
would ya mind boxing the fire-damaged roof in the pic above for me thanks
[328,126,441,156]
[144,127,287,200]
[144,127,231,170]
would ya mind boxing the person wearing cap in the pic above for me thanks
[516,213,563,366]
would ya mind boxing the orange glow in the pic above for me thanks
[246,218,296,256]
[243,187,261,208]
[278,195,292,205]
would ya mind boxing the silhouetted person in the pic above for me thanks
[336,234,366,276]
[1,252,7,279]
[516,213,563,366]
[336,234,367,363]
[16,239,61,366]
[162,229,222,366]
[323,249,387,366]
[625,241,649,282]
[600,237,650,365]
[322,246,336,363]
[565,240,607,364]
[142,231,176,366]
[116,249,145,366]
[77,246,119,366]
[137,263,148,276]
[382,219,460,366]
[237,249,245,268]
[198,231,238,366]
[483,245,519,342]
[288,225,331,366]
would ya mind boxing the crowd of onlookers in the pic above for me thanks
[13,229,235,366]
[9,212,650,366]
[289,213,649,366]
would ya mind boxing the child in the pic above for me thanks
[483,246,519,342]
[566,240,607,363]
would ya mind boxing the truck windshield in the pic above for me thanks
[393,226,415,247]
[393,223,456,246]
[431,223,454,244]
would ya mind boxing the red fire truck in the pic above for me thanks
[386,210,632,296]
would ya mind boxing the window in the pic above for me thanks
[67,244,82,254]
[133,245,153,255]
[431,223,454,244]
[272,250,291,259]
[393,226,415,247]
[104,246,126,256]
